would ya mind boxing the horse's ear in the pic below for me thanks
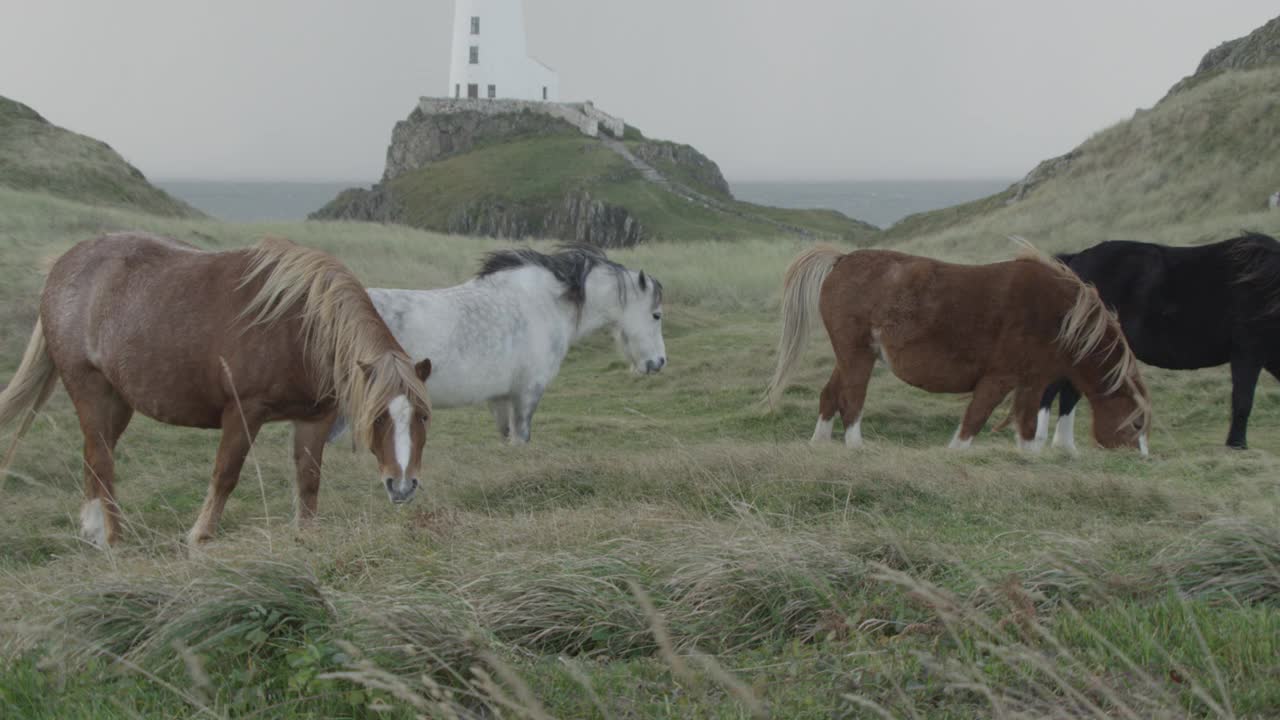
[357,359,374,379]
[414,358,433,382]
[638,270,648,291]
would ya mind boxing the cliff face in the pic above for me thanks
[313,100,873,245]
[382,107,577,182]
[0,96,201,217]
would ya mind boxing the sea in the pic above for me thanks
[157,178,1014,230]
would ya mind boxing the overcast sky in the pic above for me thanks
[1,1,1275,182]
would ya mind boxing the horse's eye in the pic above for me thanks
[652,312,662,321]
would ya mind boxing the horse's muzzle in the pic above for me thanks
[644,357,667,374]
[384,476,419,504]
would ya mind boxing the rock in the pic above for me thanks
[1006,150,1080,204]
[383,106,574,181]
[630,141,732,197]
[1165,14,1280,97]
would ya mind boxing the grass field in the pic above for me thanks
[1,186,1278,718]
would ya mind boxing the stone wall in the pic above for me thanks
[575,102,626,138]
[415,97,626,139]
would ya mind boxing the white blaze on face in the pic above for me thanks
[388,395,412,474]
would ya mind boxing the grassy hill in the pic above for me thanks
[2,186,1278,718]
[0,96,200,218]
[313,109,878,245]
[884,16,1280,251]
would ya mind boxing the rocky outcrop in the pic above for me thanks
[1006,150,1080,204]
[313,99,875,244]
[315,184,644,248]
[1166,14,1280,97]
[631,141,732,197]
[383,105,577,181]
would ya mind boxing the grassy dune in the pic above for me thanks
[884,67,1280,253]
[0,97,200,219]
[1,186,1278,718]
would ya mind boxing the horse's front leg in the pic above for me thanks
[293,413,336,523]
[510,385,546,445]
[951,375,1016,449]
[188,406,263,545]
[1012,384,1046,453]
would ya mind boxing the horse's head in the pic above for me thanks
[1089,373,1151,455]
[615,270,667,375]
[359,355,433,504]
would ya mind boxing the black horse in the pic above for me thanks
[1038,233,1280,450]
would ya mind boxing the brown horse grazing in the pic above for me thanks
[765,243,1151,454]
[0,233,433,547]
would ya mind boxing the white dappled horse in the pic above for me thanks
[332,246,666,444]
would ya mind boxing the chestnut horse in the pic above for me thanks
[0,233,433,547]
[765,243,1151,453]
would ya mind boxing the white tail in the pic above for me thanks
[0,319,60,476]
[763,245,843,408]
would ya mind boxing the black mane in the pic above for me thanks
[477,245,662,308]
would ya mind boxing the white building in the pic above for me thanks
[447,0,559,102]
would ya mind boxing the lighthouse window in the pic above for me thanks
[467,84,479,99]
[487,84,496,99]
[471,16,480,34]
[469,46,479,64]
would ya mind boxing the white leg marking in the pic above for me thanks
[1034,408,1050,443]
[80,499,107,548]
[1016,434,1045,453]
[810,415,834,444]
[948,426,973,450]
[388,395,412,473]
[1052,409,1077,453]
[844,416,863,449]
[1139,433,1149,457]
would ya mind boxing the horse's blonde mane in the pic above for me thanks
[239,237,430,448]
[1010,237,1151,429]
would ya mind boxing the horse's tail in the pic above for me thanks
[764,244,844,408]
[0,318,60,477]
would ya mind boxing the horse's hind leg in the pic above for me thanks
[188,406,262,545]
[65,372,133,547]
[1227,353,1263,449]
[951,375,1015,449]
[509,385,546,445]
[293,414,336,523]
[488,397,513,441]
[834,350,876,448]
[811,368,842,444]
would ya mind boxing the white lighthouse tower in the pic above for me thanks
[448,0,559,102]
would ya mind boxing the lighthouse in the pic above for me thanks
[448,0,560,102]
